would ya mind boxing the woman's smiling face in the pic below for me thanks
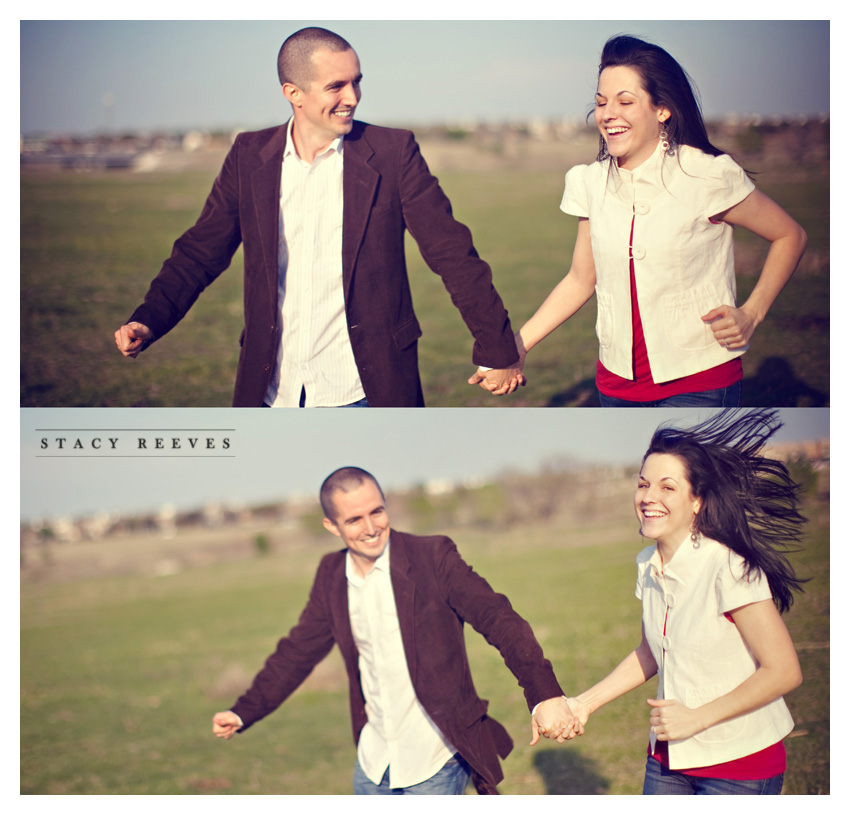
[595,65,670,170]
[634,453,701,549]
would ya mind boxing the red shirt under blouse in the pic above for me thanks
[597,213,742,400]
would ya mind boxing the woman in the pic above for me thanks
[552,409,806,794]
[515,36,807,407]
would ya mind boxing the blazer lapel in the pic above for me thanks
[321,549,361,676]
[250,124,287,307]
[342,123,380,300]
[389,531,418,685]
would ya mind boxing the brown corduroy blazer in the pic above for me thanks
[128,122,518,406]
[230,531,564,794]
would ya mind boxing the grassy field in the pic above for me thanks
[20,136,829,407]
[20,497,829,794]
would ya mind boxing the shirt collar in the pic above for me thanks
[284,116,345,163]
[345,537,391,585]
[648,532,716,576]
[609,139,672,197]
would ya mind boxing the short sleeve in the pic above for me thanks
[560,163,592,217]
[715,550,773,614]
[634,545,655,601]
[700,153,756,221]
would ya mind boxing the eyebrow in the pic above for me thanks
[325,73,363,90]
[343,504,384,522]
[638,475,680,483]
[596,88,638,97]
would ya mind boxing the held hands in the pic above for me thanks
[530,696,584,746]
[468,334,528,395]
[467,365,526,395]
[114,321,152,358]
[565,696,591,729]
[647,698,705,742]
[701,304,757,350]
[212,710,242,740]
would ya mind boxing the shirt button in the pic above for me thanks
[662,636,671,650]
[666,594,676,608]
[635,201,650,215]
[632,245,647,260]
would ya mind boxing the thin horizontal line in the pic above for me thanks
[34,429,236,432]
[35,455,237,459]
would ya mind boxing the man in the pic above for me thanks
[212,467,579,794]
[115,27,523,406]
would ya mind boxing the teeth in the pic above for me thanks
[643,511,665,517]
[607,127,628,134]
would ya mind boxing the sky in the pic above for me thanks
[19,18,830,137]
[20,408,830,523]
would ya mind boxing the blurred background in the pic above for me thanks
[20,407,830,794]
[20,19,829,406]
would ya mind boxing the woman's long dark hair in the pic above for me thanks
[594,35,726,163]
[643,409,807,613]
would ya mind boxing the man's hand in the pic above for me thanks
[467,366,526,395]
[530,696,583,746]
[114,322,152,358]
[212,710,243,740]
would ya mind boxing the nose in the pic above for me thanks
[341,82,359,107]
[364,517,376,535]
[641,485,659,504]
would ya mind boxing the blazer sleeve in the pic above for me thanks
[126,135,245,344]
[230,562,337,730]
[434,538,564,711]
[395,133,519,369]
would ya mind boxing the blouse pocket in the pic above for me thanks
[595,287,614,350]
[683,683,747,746]
[661,286,720,352]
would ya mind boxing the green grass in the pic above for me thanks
[21,500,829,794]
[20,147,828,407]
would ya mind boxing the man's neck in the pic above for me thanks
[291,122,334,165]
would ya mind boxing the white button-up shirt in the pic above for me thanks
[346,542,456,788]
[635,535,794,769]
[264,119,365,407]
[561,142,755,384]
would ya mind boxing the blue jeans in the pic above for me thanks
[353,754,471,795]
[642,756,783,795]
[335,397,370,408]
[598,381,741,408]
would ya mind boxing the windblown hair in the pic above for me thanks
[277,27,353,88]
[594,35,725,163]
[644,409,807,613]
[320,466,383,521]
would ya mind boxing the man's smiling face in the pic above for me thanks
[290,47,362,151]
[322,479,390,577]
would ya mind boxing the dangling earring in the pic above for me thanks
[690,527,701,548]
[659,121,674,156]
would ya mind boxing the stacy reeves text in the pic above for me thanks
[38,435,232,451]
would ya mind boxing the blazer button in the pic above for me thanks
[263,365,270,372]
